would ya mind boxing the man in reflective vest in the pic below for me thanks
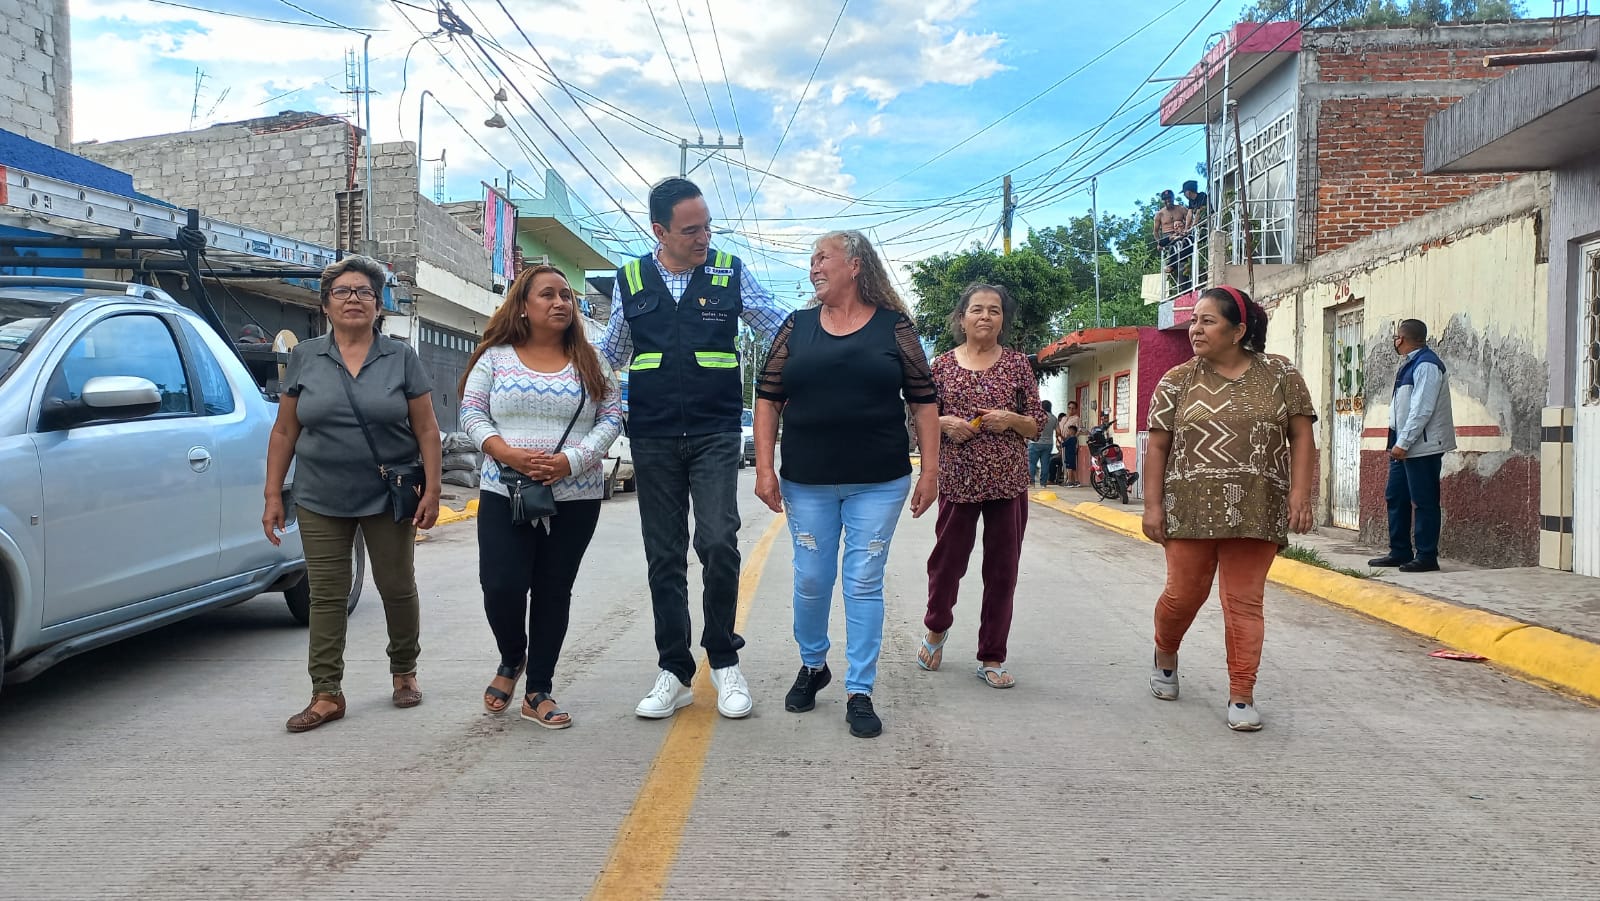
[598,177,790,720]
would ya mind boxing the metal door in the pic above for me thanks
[1331,305,1364,529]
[1574,243,1600,575]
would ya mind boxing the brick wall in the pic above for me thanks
[1,0,72,149]
[1300,24,1561,256]
[76,118,356,247]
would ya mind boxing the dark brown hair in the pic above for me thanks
[458,265,609,399]
[1201,284,1268,353]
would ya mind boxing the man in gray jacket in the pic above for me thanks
[1369,319,1455,572]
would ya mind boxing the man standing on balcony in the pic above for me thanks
[1182,180,1209,288]
[1154,190,1189,292]
[599,176,789,721]
[1369,319,1455,574]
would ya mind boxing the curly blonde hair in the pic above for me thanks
[814,230,910,317]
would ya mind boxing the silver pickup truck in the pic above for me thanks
[0,277,362,690]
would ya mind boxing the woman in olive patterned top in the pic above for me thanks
[1141,285,1317,732]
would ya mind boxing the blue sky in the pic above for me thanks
[68,0,1241,304]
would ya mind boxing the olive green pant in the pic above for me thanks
[297,506,421,695]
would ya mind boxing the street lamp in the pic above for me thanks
[417,90,508,192]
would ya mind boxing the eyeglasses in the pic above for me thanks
[330,286,378,301]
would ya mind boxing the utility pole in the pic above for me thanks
[1002,174,1014,254]
[680,137,744,177]
[1092,176,1102,329]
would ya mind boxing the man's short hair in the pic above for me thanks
[1398,319,1428,343]
[649,177,703,228]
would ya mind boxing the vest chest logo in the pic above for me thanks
[705,266,734,277]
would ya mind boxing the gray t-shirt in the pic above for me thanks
[284,332,434,518]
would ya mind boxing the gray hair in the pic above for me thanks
[814,230,911,317]
[318,255,387,306]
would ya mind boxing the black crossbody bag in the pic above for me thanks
[500,385,586,525]
[337,365,427,524]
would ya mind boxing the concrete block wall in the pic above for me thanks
[417,193,495,289]
[1,0,73,149]
[76,120,356,247]
[1298,22,1563,258]
[367,141,421,273]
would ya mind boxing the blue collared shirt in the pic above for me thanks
[597,246,789,370]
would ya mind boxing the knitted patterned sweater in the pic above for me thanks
[460,345,624,501]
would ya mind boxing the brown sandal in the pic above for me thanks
[392,673,423,708]
[286,692,346,733]
[520,692,572,730]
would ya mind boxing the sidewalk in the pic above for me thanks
[1032,486,1600,703]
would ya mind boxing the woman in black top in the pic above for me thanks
[753,229,940,739]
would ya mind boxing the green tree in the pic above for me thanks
[906,247,1070,359]
[1238,0,1524,26]
[1024,200,1161,332]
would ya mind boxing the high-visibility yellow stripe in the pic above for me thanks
[631,352,663,371]
[624,260,644,295]
[694,351,737,369]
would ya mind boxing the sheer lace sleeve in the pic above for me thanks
[894,314,937,404]
[755,312,796,402]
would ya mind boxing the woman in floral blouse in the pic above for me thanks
[1143,285,1316,732]
[917,283,1048,689]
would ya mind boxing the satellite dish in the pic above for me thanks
[273,330,299,387]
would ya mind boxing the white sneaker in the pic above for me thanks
[1227,701,1263,732]
[1150,654,1179,701]
[709,664,753,719]
[635,670,693,719]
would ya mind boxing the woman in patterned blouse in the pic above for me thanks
[917,283,1048,689]
[1143,285,1316,732]
[459,265,624,729]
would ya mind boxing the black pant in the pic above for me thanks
[477,491,601,694]
[630,432,744,684]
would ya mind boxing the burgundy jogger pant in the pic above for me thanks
[923,491,1029,663]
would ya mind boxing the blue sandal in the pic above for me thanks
[917,630,950,671]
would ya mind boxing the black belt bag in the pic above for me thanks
[337,362,427,524]
[501,385,586,526]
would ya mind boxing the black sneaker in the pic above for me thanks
[1398,559,1440,573]
[845,693,882,738]
[1367,555,1412,567]
[784,664,832,712]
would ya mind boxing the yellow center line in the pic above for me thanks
[586,513,787,901]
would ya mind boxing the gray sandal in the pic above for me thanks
[977,664,1015,689]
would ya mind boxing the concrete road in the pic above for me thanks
[1,470,1595,900]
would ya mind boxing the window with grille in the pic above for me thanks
[1586,246,1600,405]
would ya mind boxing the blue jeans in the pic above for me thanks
[1386,452,1444,562]
[1028,443,1053,486]
[631,432,744,684]
[781,476,912,696]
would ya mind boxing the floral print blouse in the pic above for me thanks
[932,348,1049,504]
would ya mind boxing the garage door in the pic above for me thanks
[417,322,479,432]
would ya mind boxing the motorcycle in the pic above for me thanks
[1085,419,1138,505]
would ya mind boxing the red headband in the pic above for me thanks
[1216,284,1249,322]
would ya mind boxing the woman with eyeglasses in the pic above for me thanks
[264,255,443,733]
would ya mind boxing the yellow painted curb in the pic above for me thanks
[1029,494,1600,703]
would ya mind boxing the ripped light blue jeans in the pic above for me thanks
[781,476,912,696]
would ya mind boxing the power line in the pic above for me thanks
[478,0,652,186]
[643,0,703,137]
[737,0,849,222]
[273,0,375,32]
[144,0,377,29]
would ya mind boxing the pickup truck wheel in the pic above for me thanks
[603,476,615,501]
[285,526,368,625]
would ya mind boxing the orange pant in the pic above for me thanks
[1152,538,1279,697]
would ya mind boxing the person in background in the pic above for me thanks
[1142,285,1316,732]
[597,177,788,721]
[1029,399,1057,488]
[461,265,623,729]
[264,255,442,734]
[1154,190,1188,288]
[1182,180,1209,228]
[1056,400,1082,486]
[1061,424,1081,488]
[754,229,940,739]
[918,283,1046,690]
[1369,318,1455,573]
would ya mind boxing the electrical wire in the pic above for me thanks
[736,0,849,222]
[643,0,703,137]
[145,0,377,29]
[273,0,376,32]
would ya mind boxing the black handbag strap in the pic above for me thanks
[334,353,387,476]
